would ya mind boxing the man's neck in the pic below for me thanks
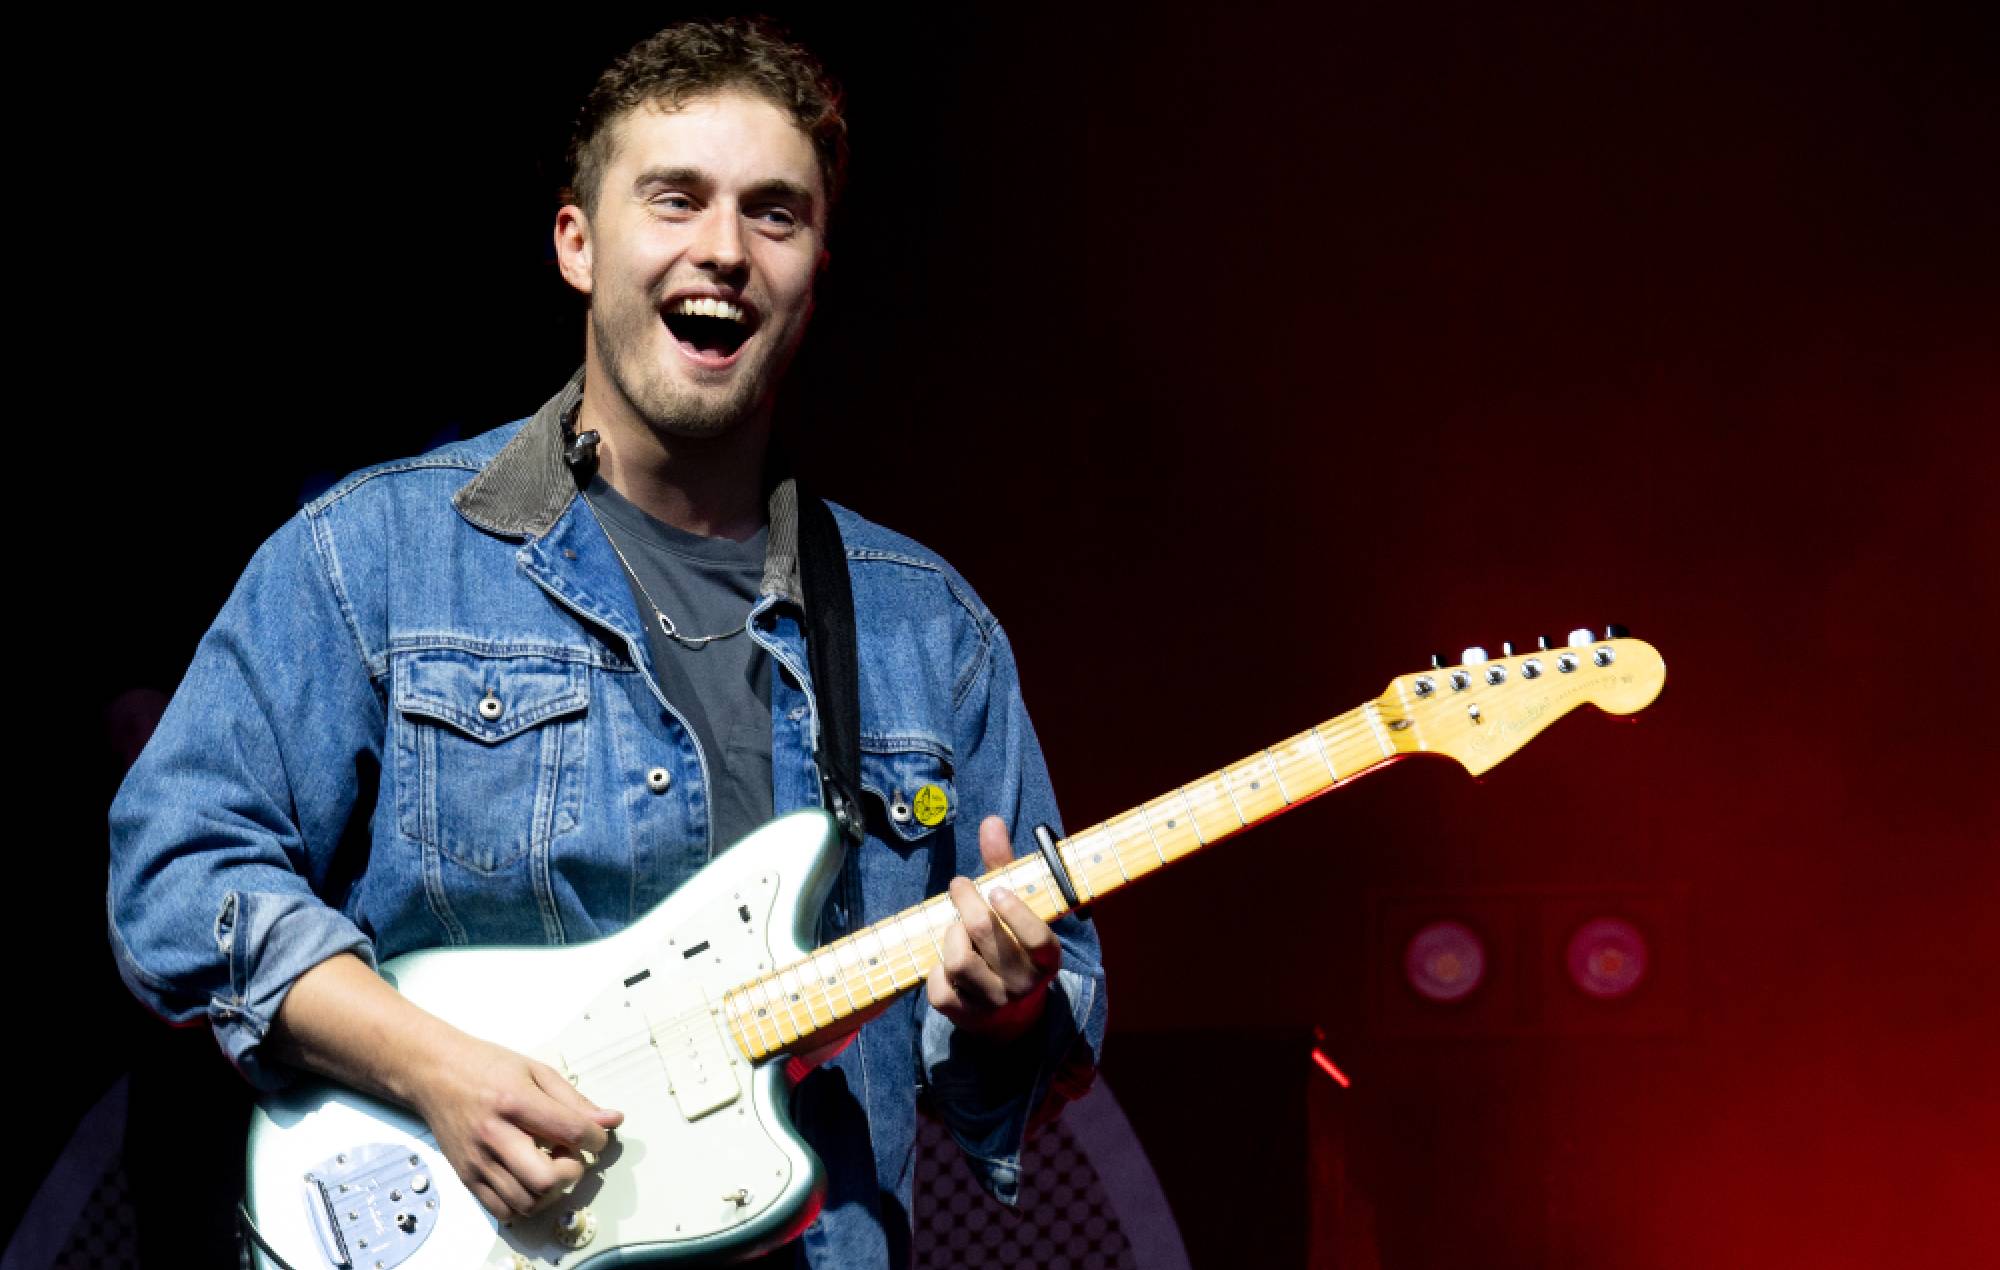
[576,382,771,543]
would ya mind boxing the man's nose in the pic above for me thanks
[694,203,748,275]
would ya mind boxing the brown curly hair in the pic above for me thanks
[564,17,847,218]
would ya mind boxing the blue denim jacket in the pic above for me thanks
[106,373,1107,1268]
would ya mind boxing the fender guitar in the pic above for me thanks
[243,632,1667,1268]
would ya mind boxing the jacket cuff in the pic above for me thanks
[919,966,1100,1205]
[212,890,376,1091]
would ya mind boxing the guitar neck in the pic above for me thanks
[720,698,1406,1061]
[718,634,1665,1061]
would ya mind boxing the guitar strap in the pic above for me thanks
[795,488,865,851]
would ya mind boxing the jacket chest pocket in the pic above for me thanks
[860,744,957,849]
[392,649,590,874]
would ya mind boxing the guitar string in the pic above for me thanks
[564,688,1563,1071]
[723,713,1389,1051]
[575,725,1426,1073]
[731,707,1427,1052]
[736,656,1630,1047]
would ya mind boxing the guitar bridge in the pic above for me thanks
[301,1143,439,1270]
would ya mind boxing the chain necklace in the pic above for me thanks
[584,495,752,649]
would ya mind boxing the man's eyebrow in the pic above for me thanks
[633,165,710,191]
[632,167,817,211]
[741,178,817,207]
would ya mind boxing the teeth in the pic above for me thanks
[672,297,749,324]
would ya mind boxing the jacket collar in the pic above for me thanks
[453,368,801,604]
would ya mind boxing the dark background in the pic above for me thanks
[27,3,1997,1265]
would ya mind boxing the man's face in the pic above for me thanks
[565,89,825,438]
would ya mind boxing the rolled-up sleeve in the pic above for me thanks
[107,510,382,1089]
[918,620,1108,1204]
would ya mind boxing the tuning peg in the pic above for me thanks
[1567,628,1595,648]
[1537,634,1554,651]
[1605,623,1629,639]
[1431,652,1446,670]
[1461,646,1489,665]
[1501,641,1516,657]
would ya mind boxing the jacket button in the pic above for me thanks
[889,795,912,824]
[646,767,673,794]
[478,693,504,721]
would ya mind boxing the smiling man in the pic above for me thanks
[107,19,1104,1269]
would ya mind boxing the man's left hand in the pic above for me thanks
[926,815,1063,1044]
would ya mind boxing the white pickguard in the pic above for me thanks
[244,811,845,1269]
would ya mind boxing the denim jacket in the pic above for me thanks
[106,372,1107,1268]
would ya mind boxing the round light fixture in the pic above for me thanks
[1565,917,1648,999]
[1404,920,1487,1003]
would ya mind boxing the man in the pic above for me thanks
[107,19,1104,1267]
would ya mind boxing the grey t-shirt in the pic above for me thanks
[584,476,774,853]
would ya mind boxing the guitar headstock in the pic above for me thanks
[1377,629,1667,776]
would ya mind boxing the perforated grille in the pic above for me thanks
[912,1115,1139,1269]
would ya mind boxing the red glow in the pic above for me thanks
[1311,1047,1352,1088]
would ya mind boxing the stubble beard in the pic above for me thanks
[593,300,767,441]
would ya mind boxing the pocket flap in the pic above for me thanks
[860,745,958,843]
[394,649,589,744]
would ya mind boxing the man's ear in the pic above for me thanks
[554,205,593,295]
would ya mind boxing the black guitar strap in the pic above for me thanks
[796,488,865,850]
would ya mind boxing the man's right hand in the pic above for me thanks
[404,1032,622,1220]
[268,953,624,1221]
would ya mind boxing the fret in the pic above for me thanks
[745,988,783,1052]
[1148,792,1201,861]
[1067,830,1114,900]
[1308,725,1340,782]
[776,965,820,1029]
[1363,703,1396,759]
[766,978,801,1046]
[1263,747,1293,803]
[826,942,864,1012]
[1137,806,1170,867]
[1171,787,1209,846]
[861,927,898,996]
[1100,820,1137,885]
[1061,833,1099,902]
[1216,767,1250,826]
[1224,755,1287,822]
[803,951,848,1018]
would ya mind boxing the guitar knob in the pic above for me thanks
[1567,628,1595,648]
[555,1206,598,1249]
[1461,646,1488,665]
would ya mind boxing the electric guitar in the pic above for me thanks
[242,631,1666,1268]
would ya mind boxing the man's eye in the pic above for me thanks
[754,207,799,230]
[653,194,696,214]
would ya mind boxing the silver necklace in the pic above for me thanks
[585,496,751,649]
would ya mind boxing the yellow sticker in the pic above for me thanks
[912,783,950,827]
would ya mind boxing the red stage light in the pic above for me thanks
[1565,917,1649,999]
[1310,1047,1353,1088]
[1404,920,1487,1003]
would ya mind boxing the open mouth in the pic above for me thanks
[662,296,757,361]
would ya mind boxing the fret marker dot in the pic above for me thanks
[1251,781,1261,790]
[1167,819,1177,829]
[789,994,799,1002]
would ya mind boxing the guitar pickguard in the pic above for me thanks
[246,811,842,1270]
